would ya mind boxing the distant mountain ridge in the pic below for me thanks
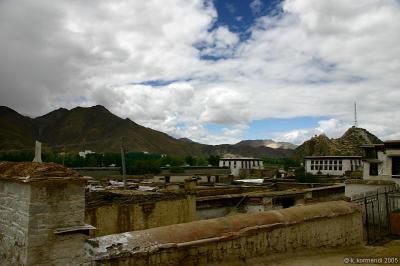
[294,127,383,159]
[0,105,294,158]
[235,139,297,150]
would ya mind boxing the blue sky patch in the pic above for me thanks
[244,117,328,139]
[132,79,192,87]
[212,0,283,40]
[205,116,328,140]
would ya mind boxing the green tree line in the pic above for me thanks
[0,151,220,175]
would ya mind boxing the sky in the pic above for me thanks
[0,0,399,145]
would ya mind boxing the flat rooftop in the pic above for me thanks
[305,156,362,159]
[220,157,263,160]
[86,188,191,209]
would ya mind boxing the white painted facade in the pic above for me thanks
[304,156,362,176]
[362,141,400,185]
[219,158,264,177]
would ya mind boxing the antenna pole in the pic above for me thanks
[120,137,127,189]
[354,102,358,127]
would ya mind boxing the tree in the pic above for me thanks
[196,157,208,166]
[207,155,220,166]
[294,166,317,183]
[185,155,195,166]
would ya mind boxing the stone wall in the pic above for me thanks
[85,191,196,237]
[87,201,363,266]
[0,181,31,265]
[0,162,90,266]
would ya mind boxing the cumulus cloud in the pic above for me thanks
[198,26,239,58]
[275,119,351,144]
[1,0,399,144]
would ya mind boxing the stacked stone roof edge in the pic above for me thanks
[0,161,87,182]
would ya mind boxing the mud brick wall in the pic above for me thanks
[87,201,363,266]
[85,191,196,237]
[27,181,87,265]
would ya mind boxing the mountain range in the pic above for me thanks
[0,105,294,158]
[0,105,383,158]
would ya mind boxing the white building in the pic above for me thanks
[305,156,362,176]
[78,150,95,158]
[362,141,400,185]
[219,158,264,177]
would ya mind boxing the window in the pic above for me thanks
[392,157,400,178]
[339,160,342,165]
[334,160,337,164]
[339,166,342,171]
[370,163,378,176]
[334,166,337,170]
[324,166,327,170]
[311,166,314,170]
[329,166,332,170]
[234,161,237,168]
[311,160,314,164]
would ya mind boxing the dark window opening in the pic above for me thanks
[392,157,400,177]
[370,163,378,176]
[273,197,295,208]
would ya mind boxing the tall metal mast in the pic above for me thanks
[354,102,358,127]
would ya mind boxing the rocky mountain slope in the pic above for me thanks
[0,105,294,158]
[294,127,383,159]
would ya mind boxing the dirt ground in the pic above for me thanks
[212,239,400,266]
[266,240,400,266]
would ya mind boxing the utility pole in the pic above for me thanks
[62,146,65,166]
[120,137,127,189]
